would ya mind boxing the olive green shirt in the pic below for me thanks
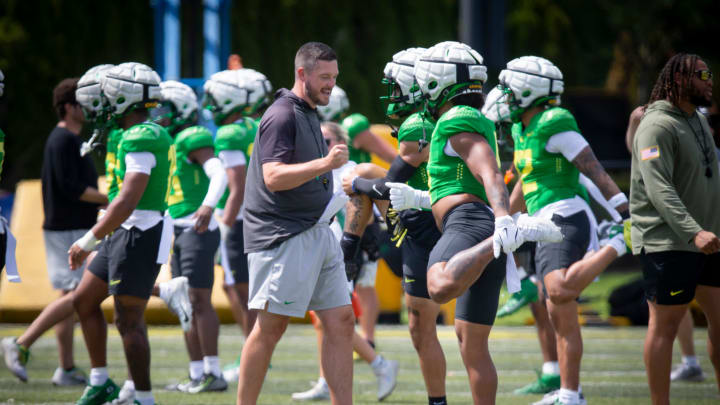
[630,100,720,254]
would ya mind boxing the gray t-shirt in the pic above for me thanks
[243,89,333,252]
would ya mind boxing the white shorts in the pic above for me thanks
[247,223,351,318]
[43,229,88,290]
[355,256,378,287]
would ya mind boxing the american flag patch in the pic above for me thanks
[641,146,660,160]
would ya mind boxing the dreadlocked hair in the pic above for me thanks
[648,53,700,106]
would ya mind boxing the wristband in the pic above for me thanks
[351,176,358,193]
[75,230,99,252]
[608,192,628,209]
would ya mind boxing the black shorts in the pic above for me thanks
[535,211,590,284]
[222,219,248,284]
[639,250,720,305]
[428,202,506,325]
[401,210,441,299]
[171,226,220,289]
[0,230,6,274]
[88,222,163,299]
[514,242,537,278]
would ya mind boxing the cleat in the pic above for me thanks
[222,355,241,382]
[513,370,560,394]
[76,378,120,405]
[2,337,29,382]
[186,373,227,393]
[291,379,330,401]
[113,380,136,404]
[52,366,87,386]
[517,214,564,244]
[374,357,399,401]
[671,363,705,382]
[533,389,586,405]
[160,276,192,332]
[497,278,538,318]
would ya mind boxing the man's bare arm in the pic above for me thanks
[572,146,629,213]
[509,180,526,215]
[451,132,510,217]
[263,144,347,192]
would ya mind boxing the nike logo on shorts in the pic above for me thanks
[404,277,415,283]
[670,290,683,296]
[110,279,121,286]
[284,301,294,305]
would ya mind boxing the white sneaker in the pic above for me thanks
[222,366,239,383]
[291,379,330,401]
[160,277,192,332]
[112,380,135,404]
[532,389,559,405]
[51,367,87,386]
[671,363,705,382]
[517,214,564,244]
[1,337,28,382]
[374,357,399,401]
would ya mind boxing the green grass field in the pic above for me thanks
[1,321,718,404]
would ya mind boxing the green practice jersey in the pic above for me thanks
[511,107,584,215]
[114,122,173,212]
[341,113,372,164]
[105,127,123,202]
[215,119,256,209]
[427,105,499,204]
[397,112,434,193]
[167,126,215,218]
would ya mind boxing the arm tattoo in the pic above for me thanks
[347,194,365,234]
[572,147,621,200]
[485,173,511,214]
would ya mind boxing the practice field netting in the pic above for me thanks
[1,324,717,404]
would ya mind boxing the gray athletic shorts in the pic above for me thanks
[43,229,88,290]
[247,223,351,318]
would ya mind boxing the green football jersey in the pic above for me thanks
[397,112,434,193]
[114,122,173,212]
[167,126,215,218]
[214,119,256,209]
[341,113,371,164]
[511,107,584,215]
[105,127,123,202]
[0,128,5,180]
[427,105,500,204]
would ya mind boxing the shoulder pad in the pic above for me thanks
[398,112,435,142]
[120,123,171,154]
[175,126,214,154]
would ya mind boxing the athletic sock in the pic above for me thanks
[682,355,699,367]
[370,355,384,371]
[135,390,154,405]
[558,388,579,404]
[204,356,221,377]
[428,396,447,405]
[89,367,108,386]
[189,361,204,380]
[340,233,361,260]
[317,376,328,388]
[542,361,560,375]
[122,380,135,391]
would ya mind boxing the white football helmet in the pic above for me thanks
[317,86,349,121]
[382,47,426,117]
[240,68,273,116]
[203,69,252,124]
[414,41,487,112]
[76,64,115,120]
[0,69,4,97]
[498,56,563,122]
[159,80,199,121]
[481,87,511,124]
[101,62,162,117]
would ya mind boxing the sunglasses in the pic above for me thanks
[695,70,713,81]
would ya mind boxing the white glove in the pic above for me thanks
[385,182,431,211]
[516,213,564,244]
[493,215,522,258]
